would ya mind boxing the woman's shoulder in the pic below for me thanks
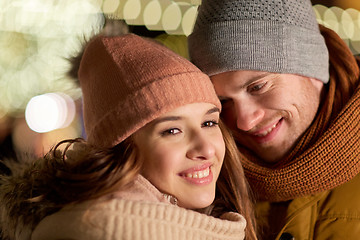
[109,174,171,203]
[32,197,246,240]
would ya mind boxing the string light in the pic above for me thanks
[3,1,360,121]
[102,0,120,14]
[162,2,182,32]
[170,0,201,5]
[123,0,142,21]
[314,4,360,55]
[0,0,104,117]
[181,5,197,36]
[144,0,164,30]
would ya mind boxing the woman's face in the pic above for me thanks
[134,102,225,209]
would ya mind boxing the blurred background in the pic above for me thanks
[0,0,359,167]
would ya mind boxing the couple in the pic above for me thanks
[2,0,360,239]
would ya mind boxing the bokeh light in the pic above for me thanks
[181,5,197,36]
[314,4,360,55]
[25,93,75,133]
[0,0,104,118]
[2,0,360,157]
[102,0,120,14]
[144,0,162,30]
[162,2,182,32]
[124,0,142,20]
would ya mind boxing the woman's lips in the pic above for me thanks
[179,163,214,185]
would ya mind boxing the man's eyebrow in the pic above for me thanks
[240,72,272,88]
[212,72,272,98]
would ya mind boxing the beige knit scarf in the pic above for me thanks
[240,25,360,202]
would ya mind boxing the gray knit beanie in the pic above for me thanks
[188,0,330,83]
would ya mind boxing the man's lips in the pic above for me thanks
[248,118,283,143]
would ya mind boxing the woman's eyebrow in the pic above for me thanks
[151,116,182,125]
[152,107,220,125]
[206,107,220,115]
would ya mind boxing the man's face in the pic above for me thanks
[211,70,324,163]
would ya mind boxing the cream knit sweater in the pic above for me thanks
[31,175,246,240]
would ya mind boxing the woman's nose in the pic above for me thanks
[186,131,216,160]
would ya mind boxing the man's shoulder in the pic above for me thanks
[317,172,360,212]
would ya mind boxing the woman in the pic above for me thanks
[0,33,257,240]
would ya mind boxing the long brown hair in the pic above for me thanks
[30,122,257,238]
[215,122,257,240]
[29,137,140,206]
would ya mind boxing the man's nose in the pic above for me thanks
[234,99,265,131]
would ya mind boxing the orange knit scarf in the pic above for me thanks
[240,25,360,202]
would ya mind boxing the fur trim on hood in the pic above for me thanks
[0,154,61,240]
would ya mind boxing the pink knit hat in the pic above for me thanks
[78,34,221,148]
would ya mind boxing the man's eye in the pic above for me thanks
[249,82,266,92]
[250,84,264,92]
[161,128,181,136]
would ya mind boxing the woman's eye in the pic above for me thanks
[202,121,219,128]
[161,128,181,136]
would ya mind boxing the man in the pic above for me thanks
[188,0,360,239]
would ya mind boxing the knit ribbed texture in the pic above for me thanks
[32,200,246,240]
[79,34,221,148]
[240,26,360,202]
[32,176,246,240]
[188,0,330,83]
[242,87,360,201]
